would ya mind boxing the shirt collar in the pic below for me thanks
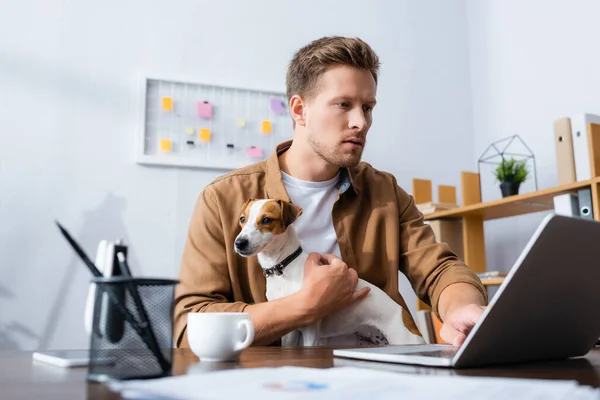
[265,140,360,199]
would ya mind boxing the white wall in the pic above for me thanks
[0,0,475,350]
[466,0,600,274]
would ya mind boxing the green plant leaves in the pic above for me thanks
[494,158,529,183]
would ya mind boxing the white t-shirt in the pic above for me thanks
[281,170,388,346]
[281,171,342,258]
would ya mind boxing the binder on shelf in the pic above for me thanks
[553,193,579,217]
[577,188,594,220]
[554,118,576,185]
[571,113,600,181]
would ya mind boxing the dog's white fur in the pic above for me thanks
[235,199,425,346]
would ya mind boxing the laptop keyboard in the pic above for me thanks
[357,345,458,358]
[397,349,458,358]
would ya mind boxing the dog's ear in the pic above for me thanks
[278,200,303,228]
[240,197,256,214]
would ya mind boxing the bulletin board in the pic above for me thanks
[135,76,293,170]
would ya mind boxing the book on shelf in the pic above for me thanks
[476,271,508,279]
[416,202,458,215]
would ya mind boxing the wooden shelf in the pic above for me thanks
[424,179,595,221]
[413,122,600,313]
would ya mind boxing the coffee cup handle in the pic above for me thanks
[234,319,255,352]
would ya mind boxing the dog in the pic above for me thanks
[233,198,425,346]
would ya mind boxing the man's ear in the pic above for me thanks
[289,95,306,127]
[278,200,303,228]
[240,197,256,214]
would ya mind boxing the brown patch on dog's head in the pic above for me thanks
[238,197,256,227]
[253,199,303,235]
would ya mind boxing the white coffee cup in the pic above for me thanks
[187,312,255,362]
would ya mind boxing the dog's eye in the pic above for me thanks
[261,217,273,224]
[239,216,246,224]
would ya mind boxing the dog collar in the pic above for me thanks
[263,246,303,278]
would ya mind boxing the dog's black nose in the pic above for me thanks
[235,237,249,251]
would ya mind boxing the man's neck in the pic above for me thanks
[279,141,340,182]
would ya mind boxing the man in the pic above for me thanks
[174,36,487,348]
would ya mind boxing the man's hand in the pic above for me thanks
[438,282,487,347]
[440,303,485,347]
[297,253,370,324]
[244,252,369,345]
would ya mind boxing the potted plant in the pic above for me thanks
[494,157,529,197]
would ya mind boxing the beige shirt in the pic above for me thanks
[174,141,486,347]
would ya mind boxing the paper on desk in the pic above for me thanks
[109,366,599,400]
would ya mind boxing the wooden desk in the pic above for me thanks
[3,347,600,399]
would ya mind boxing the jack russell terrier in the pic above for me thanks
[233,198,425,346]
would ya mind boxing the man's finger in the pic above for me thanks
[455,305,486,333]
[440,322,466,348]
[347,268,359,285]
[308,252,322,262]
[454,333,466,347]
[305,252,322,269]
[330,258,347,269]
[320,253,341,264]
[351,287,370,302]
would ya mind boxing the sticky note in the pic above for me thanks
[247,146,263,158]
[270,98,287,114]
[237,118,246,128]
[261,120,272,134]
[197,101,213,119]
[184,127,194,135]
[200,128,211,142]
[161,97,173,111]
[159,138,172,152]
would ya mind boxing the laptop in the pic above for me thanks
[333,213,600,368]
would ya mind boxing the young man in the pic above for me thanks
[174,36,487,348]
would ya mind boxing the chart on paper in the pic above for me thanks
[137,76,292,170]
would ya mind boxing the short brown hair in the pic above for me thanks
[286,36,380,101]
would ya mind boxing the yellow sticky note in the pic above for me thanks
[162,96,173,111]
[237,118,246,128]
[261,120,271,134]
[184,127,194,135]
[200,128,211,142]
[159,138,172,152]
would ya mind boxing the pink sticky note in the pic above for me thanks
[197,101,213,118]
[247,146,263,158]
[270,98,287,114]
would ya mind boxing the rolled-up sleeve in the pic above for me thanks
[173,186,248,348]
[394,183,487,319]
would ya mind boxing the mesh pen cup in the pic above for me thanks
[87,277,179,382]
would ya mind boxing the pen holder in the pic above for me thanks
[87,277,178,382]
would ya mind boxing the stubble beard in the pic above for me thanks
[308,134,364,168]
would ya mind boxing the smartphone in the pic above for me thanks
[32,350,114,368]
